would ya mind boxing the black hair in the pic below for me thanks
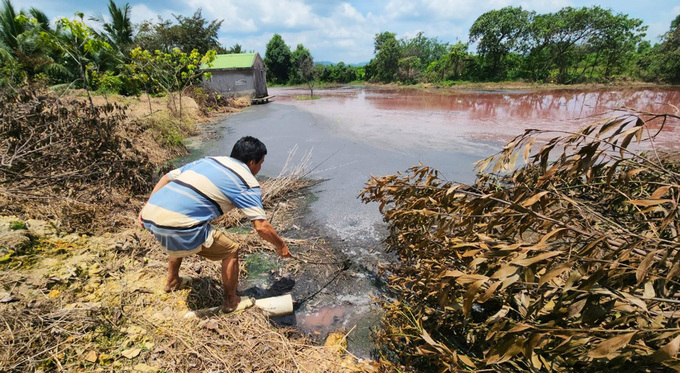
[230,136,267,164]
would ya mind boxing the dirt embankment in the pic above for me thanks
[0,88,376,372]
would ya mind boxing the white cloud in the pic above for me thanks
[129,4,176,24]
[336,2,366,23]
[384,0,421,19]
[187,0,323,32]
[207,0,374,62]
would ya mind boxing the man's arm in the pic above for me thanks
[138,174,172,227]
[149,174,172,196]
[252,219,291,258]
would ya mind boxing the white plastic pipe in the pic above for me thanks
[183,294,294,318]
[254,294,294,317]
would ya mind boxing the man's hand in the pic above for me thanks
[137,210,144,228]
[253,219,290,258]
[277,244,291,258]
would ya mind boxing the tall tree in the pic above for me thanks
[425,41,470,82]
[0,0,21,51]
[469,6,533,80]
[400,31,448,67]
[41,15,112,107]
[227,43,242,54]
[135,10,223,54]
[589,11,646,77]
[368,31,400,82]
[264,34,291,84]
[289,43,311,84]
[91,0,134,57]
[655,15,680,83]
[172,9,222,54]
[0,1,59,81]
[525,6,646,82]
[296,49,316,97]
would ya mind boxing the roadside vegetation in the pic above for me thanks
[265,7,680,88]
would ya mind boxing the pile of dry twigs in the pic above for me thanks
[363,108,680,371]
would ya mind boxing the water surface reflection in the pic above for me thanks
[272,86,680,152]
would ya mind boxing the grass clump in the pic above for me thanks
[9,221,26,230]
[295,95,321,100]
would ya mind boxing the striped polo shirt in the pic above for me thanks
[141,156,266,255]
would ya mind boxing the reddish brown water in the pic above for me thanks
[271,86,680,152]
[216,86,680,356]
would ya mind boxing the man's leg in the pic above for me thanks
[164,257,183,292]
[197,230,241,312]
[221,251,241,312]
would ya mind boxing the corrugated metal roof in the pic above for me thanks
[202,53,256,70]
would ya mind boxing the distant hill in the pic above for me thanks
[316,60,368,67]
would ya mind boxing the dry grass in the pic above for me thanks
[0,88,376,372]
[0,228,372,372]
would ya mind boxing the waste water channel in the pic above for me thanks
[191,85,680,357]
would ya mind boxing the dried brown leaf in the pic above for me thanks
[463,279,487,317]
[636,250,660,283]
[588,332,636,359]
[520,191,550,208]
[651,185,672,199]
[491,264,519,279]
[628,199,673,207]
[652,334,680,362]
[513,251,561,267]
[538,265,571,287]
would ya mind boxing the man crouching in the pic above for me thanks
[139,136,291,313]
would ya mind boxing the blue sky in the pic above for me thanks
[14,0,680,64]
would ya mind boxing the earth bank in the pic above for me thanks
[0,86,377,372]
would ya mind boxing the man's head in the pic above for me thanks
[230,136,267,175]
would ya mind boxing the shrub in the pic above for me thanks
[363,109,680,371]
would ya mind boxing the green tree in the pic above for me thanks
[172,10,222,54]
[0,0,21,52]
[135,10,223,54]
[264,33,291,84]
[525,6,646,83]
[367,31,400,82]
[227,43,242,54]
[41,15,112,107]
[589,12,646,78]
[655,15,680,83]
[469,6,533,80]
[91,0,135,57]
[289,43,311,84]
[400,31,448,67]
[128,47,215,118]
[0,0,57,80]
[296,51,316,97]
[425,42,470,82]
[396,56,421,83]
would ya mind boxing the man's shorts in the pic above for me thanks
[197,230,239,261]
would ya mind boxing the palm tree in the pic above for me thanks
[0,0,23,51]
[28,7,52,33]
[0,1,58,80]
[91,0,134,57]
